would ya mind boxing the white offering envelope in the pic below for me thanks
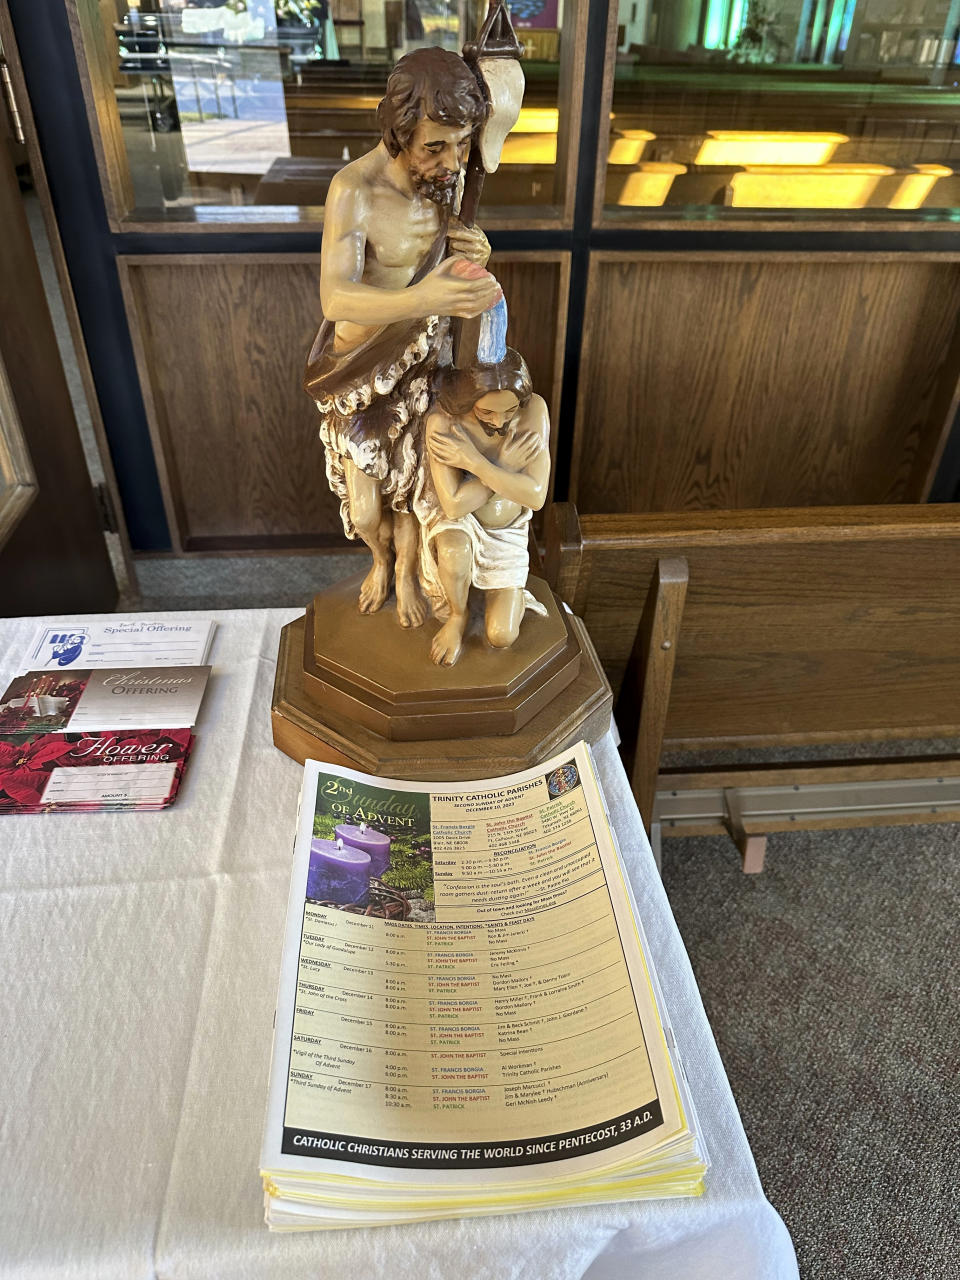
[20,619,216,672]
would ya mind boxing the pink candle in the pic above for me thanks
[335,821,391,878]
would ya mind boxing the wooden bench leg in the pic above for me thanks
[617,557,689,837]
[723,787,767,873]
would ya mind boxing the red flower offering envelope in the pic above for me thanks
[0,730,194,813]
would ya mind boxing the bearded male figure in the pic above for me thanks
[305,47,501,627]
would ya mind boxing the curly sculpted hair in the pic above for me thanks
[378,47,488,158]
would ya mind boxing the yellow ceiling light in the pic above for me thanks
[730,164,894,208]
[499,134,557,164]
[608,130,656,166]
[888,164,952,210]
[513,107,559,133]
[616,162,686,208]
[496,108,576,162]
[696,131,848,166]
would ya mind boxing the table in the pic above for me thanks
[0,610,798,1279]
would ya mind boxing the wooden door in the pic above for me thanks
[0,97,116,616]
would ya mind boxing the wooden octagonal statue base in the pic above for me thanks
[271,573,612,780]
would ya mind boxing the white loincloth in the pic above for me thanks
[418,506,547,622]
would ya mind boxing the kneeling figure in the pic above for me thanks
[418,349,550,666]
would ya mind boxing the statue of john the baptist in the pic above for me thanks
[305,48,502,628]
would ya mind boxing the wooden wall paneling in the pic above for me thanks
[490,251,569,512]
[119,252,568,552]
[116,259,187,552]
[119,253,343,551]
[550,507,960,749]
[571,252,960,516]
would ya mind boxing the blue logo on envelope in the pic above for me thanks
[48,632,87,667]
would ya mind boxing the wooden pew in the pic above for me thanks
[543,502,960,870]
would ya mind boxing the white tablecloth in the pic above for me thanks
[0,610,798,1280]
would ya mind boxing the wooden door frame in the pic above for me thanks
[0,347,37,549]
[0,26,117,617]
[0,2,136,579]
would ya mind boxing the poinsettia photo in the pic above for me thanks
[0,735,72,809]
[0,730,195,813]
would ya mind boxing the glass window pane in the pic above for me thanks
[98,1,566,221]
[605,0,960,219]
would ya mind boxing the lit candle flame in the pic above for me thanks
[337,837,343,850]
[359,821,366,834]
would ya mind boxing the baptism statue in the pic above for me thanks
[304,46,501,630]
[273,4,611,776]
[304,3,535,656]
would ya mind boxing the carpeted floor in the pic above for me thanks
[661,824,959,1280]
[129,552,360,611]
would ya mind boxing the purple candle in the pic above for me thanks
[335,821,391,879]
[307,838,370,905]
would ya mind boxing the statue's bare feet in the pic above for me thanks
[358,558,392,614]
[396,573,426,628]
[431,616,466,666]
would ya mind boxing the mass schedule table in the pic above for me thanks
[0,609,798,1280]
